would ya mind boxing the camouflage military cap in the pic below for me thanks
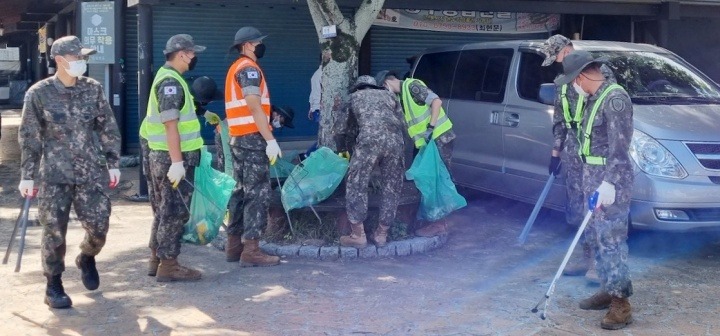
[356,75,377,87]
[50,36,96,57]
[540,34,571,66]
[163,34,206,55]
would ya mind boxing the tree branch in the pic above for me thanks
[353,0,385,41]
[306,0,327,40]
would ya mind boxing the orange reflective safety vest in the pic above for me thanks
[224,56,271,137]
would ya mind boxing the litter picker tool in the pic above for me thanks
[3,196,34,272]
[531,191,598,320]
[518,172,557,245]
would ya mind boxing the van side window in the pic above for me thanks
[413,51,460,98]
[451,49,513,103]
[517,52,558,102]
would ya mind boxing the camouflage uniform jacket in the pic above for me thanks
[19,75,121,184]
[553,64,616,152]
[579,81,634,186]
[339,87,406,148]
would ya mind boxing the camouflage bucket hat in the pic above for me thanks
[351,75,378,91]
[50,36,97,57]
[163,34,206,55]
[540,34,571,66]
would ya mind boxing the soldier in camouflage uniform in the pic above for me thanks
[18,36,121,309]
[223,27,281,267]
[140,34,211,282]
[555,50,634,330]
[541,35,615,283]
[376,70,456,237]
[336,76,407,248]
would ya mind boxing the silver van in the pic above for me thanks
[411,40,720,231]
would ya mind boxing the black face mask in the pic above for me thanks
[254,44,266,59]
[188,55,199,71]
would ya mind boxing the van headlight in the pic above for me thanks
[630,129,687,179]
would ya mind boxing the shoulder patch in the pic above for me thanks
[164,86,177,95]
[247,71,259,79]
[411,84,421,95]
[609,97,626,112]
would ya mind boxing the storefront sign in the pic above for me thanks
[374,9,560,34]
[81,1,116,64]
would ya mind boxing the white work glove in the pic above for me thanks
[18,180,36,197]
[167,161,186,188]
[595,181,616,208]
[266,139,282,165]
[203,111,221,125]
[108,169,121,189]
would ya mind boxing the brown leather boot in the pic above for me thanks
[415,220,447,237]
[601,297,632,330]
[579,291,613,310]
[240,239,280,267]
[372,224,390,247]
[226,234,244,262]
[563,242,592,276]
[156,259,202,282]
[148,249,160,276]
[340,222,367,248]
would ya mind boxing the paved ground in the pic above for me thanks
[2,110,720,335]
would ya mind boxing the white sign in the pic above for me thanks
[0,47,20,61]
[322,25,337,39]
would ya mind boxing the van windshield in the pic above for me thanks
[593,51,720,104]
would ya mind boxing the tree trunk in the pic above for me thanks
[307,0,385,150]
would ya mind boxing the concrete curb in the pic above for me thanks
[211,231,448,259]
[260,235,448,259]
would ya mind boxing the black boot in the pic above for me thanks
[45,274,72,309]
[76,254,99,290]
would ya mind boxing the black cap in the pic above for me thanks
[191,76,223,104]
[273,105,295,129]
[554,50,607,85]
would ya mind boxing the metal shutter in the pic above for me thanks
[151,3,323,140]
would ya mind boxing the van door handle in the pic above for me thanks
[504,113,520,127]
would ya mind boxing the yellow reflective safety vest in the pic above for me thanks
[140,67,203,152]
[561,84,585,131]
[400,79,452,148]
[579,84,624,165]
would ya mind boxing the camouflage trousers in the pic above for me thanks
[562,135,596,251]
[435,131,455,171]
[140,137,158,217]
[562,136,586,228]
[346,141,405,225]
[584,167,634,298]
[39,181,111,276]
[147,150,196,260]
[226,141,271,240]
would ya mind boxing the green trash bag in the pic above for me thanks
[183,147,236,245]
[405,140,467,221]
[281,146,349,212]
[270,156,296,179]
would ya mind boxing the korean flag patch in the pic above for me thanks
[247,71,259,79]
[164,86,177,95]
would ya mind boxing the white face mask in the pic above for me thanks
[63,58,87,77]
[573,81,588,97]
[271,119,282,129]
